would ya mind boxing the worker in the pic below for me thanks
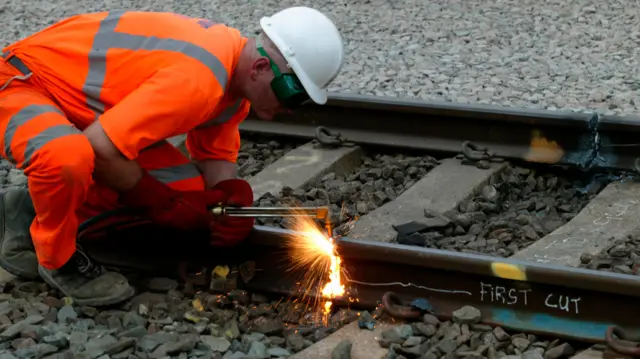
[0,7,345,306]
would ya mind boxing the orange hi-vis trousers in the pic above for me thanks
[0,60,205,270]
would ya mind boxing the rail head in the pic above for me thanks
[319,92,595,126]
[245,226,640,299]
[333,235,640,298]
[242,91,640,172]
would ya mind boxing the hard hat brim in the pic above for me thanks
[260,17,328,105]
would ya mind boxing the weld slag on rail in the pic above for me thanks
[560,113,609,170]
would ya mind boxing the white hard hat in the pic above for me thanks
[260,6,345,105]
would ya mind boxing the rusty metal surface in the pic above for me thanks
[333,238,640,343]
[80,223,640,344]
[241,92,640,172]
[605,326,640,356]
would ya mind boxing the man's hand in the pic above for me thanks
[196,160,255,246]
[118,172,211,230]
[118,172,252,231]
[84,121,214,230]
[209,179,255,247]
[84,119,254,240]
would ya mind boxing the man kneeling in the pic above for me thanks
[0,6,345,305]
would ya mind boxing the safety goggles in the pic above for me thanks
[256,39,309,109]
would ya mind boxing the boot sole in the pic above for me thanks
[0,191,39,280]
[38,266,135,306]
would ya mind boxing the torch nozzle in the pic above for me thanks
[210,205,332,237]
[211,206,332,237]
[210,206,327,219]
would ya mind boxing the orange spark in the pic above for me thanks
[285,213,345,321]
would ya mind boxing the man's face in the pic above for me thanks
[247,59,287,120]
[245,52,292,121]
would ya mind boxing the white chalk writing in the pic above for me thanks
[529,199,640,264]
[480,283,581,315]
[544,293,581,314]
[347,279,473,295]
[275,148,321,174]
[591,199,640,226]
[479,283,531,305]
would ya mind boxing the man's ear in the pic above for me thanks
[250,57,271,80]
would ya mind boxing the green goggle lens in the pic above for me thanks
[270,74,309,109]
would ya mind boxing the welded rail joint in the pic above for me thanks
[581,113,603,170]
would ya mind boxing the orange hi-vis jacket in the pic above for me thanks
[0,10,250,269]
[3,10,250,163]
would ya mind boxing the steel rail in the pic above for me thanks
[80,222,640,345]
[239,92,640,172]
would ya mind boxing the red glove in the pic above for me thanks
[209,179,255,247]
[118,172,227,231]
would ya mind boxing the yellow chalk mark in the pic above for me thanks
[524,129,565,164]
[213,265,230,278]
[192,298,204,312]
[491,262,527,281]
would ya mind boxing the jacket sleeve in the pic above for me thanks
[185,99,250,163]
[99,67,221,160]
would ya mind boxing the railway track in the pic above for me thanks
[3,94,640,359]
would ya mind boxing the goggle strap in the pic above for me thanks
[255,36,283,77]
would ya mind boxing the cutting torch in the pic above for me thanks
[210,205,333,236]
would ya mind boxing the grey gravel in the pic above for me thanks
[236,136,304,180]
[396,165,610,257]
[55,306,76,325]
[0,277,386,359]
[267,347,291,357]
[579,231,640,276]
[256,153,439,233]
[377,305,582,359]
[1,0,640,196]
[4,0,640,117]
[452,305,481,325]
[200,336,231,353]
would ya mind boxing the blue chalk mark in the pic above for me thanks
[490,308,640,341]
[411,298,434,312]
[358,320,375,331]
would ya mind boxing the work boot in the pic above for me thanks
[0,188,39,279]
[38,245,135,306]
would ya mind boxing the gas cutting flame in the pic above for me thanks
[285,213,345,321]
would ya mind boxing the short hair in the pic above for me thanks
[256,32,284,61]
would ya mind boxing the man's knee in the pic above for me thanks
[30,132,95,185]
